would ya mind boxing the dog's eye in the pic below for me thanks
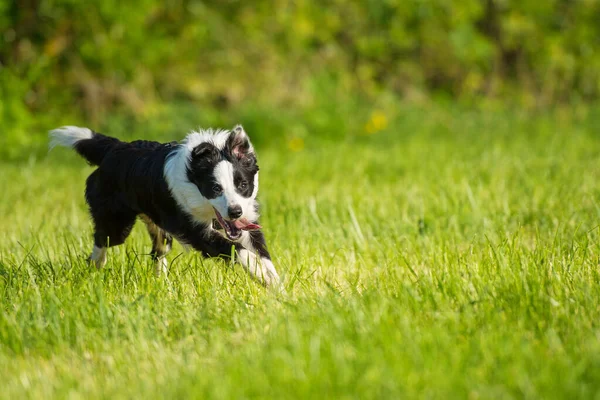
[212,184,223,195]
[239,180,248,190]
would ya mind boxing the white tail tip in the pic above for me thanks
[49,126,93,151]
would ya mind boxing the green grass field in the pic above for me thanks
[2,107,600,398]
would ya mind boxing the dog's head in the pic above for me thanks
[182,125,261,240]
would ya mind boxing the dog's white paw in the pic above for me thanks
[89,246,107,269]
[238,249,282,289]
[261,258,283,290]
[154,257,168,277]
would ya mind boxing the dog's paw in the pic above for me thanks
[238,249,282,289]
[263,264,282,289]
[154,257,168,277]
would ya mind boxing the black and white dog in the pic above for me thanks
[50,125,280,287]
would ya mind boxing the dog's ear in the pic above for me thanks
[191,142,217,161]
[228,125,254,159]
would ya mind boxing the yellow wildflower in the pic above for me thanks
[364,110,388,135]
[288,137,305,152]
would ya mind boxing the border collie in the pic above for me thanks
[49,125,280,287]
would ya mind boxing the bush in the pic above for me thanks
[1,0,599,159]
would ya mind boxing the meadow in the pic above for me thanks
[1,105,600,398]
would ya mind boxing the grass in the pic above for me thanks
[2,105,600,398]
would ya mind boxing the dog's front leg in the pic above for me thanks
[188,228,281,288]
[237,229,280,288]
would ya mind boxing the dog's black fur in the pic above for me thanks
[50,126,279,286]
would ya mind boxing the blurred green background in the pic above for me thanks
[1,0,599,159]
[3,3,600,397]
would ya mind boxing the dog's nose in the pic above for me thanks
[228,205,243,219]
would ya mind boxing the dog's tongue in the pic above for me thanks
[233,218,261,231]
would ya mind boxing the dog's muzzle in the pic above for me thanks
[213,208,261,240]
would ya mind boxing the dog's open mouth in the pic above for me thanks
[213,208,261,240]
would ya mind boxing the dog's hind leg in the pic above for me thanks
[85,172,137,269]
[87,206,137,269]
[89,245,107,269]
[141,215,172,276]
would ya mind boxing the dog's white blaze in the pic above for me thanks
[49,126,93,150]
[90,245,107,269]
[212,161,235,217]
[212,160,258,222]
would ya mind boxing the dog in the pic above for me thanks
[49,125,280,287]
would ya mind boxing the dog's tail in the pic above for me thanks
[49,126,122,166]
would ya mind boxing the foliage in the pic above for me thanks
[1,0,600,159]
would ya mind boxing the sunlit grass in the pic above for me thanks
[2,108,600,398]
